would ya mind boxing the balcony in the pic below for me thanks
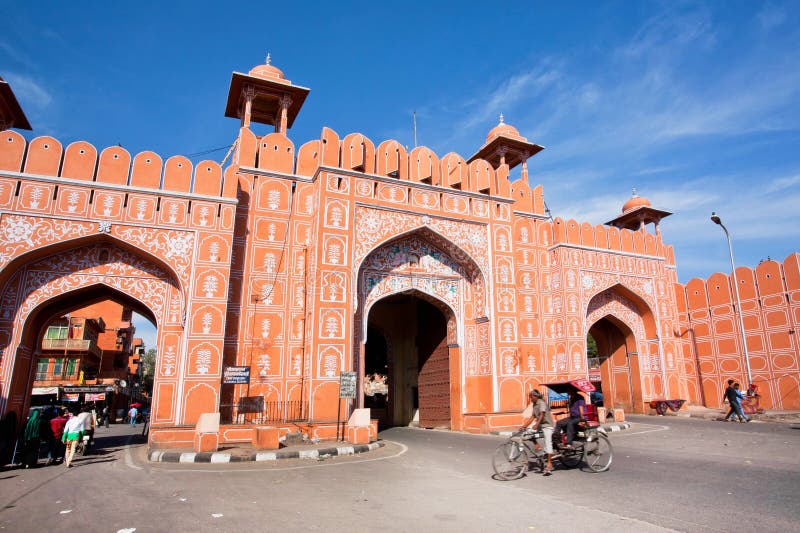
[41,338,101,359]
[33,372,82,386]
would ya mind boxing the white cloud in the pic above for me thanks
[3,72,53,109]
[757,4,787,31]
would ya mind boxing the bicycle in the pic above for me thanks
[492,423,613,480]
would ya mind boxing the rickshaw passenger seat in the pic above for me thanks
[584,404,598,422]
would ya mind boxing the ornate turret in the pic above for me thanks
[606,188,672,233]
[468,114,543,169]
[0,76,32,131]
[224,54,310,133]
[468,114,543,185]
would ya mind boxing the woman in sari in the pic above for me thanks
[21,409,43,468]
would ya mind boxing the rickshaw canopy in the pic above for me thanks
[542,379,596,394]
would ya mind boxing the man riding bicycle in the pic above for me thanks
[521,389,554,475]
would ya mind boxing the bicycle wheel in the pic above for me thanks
[492,440,529,480]
[559,443,583,469]
[583,434,613,472]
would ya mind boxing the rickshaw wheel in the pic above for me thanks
[559,443,583,468]
[583,434,613,472]
[492,440,528,480]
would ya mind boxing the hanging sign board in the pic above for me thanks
[222,366,251,385]
[339,371,357,399]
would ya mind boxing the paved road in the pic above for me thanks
[1,416,798,532]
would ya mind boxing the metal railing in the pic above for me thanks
[34,371,81,383]
[41,338,102,358]
[219,400,308,425]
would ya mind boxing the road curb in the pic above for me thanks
[490,421,631,437]
[148,441,384,463]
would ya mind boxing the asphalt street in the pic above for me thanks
[1,416,798,532]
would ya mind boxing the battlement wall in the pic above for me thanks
[236,127,547,216]
[551,216,675,263]
[675,253,800,409]
[0,131,237,199]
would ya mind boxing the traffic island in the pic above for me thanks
[148,441,385,463]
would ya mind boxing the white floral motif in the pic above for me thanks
[67,192,80,212]
[202,275,218,298]
[165,234,193,259]
[330,206,343,227]
[263,253,276,273]
[325,316,338,337]
[328,243,341,264]
[29,186,44,208]
[102,195,115,216]
[201,312,212,334]
[98,221,112,233]
[323,353,338,377]
[136,199,147,220]
[267,190,280,210]
[258,352,271,373]
[208,242,220,262]
[198,206,210,226]
[3,217,35,245]
[195,349,211,374]
[162,346,176,376]
[261,318,271,339]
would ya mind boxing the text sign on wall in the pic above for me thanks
[222,366,251,385]
[339,371,357,399]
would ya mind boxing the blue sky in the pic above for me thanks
[3,1,799,347]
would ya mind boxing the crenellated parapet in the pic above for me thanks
[0,131,237,199]
[240,125,547,216]
[550,216,675,262]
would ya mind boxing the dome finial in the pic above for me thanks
[499,113,505,124]
[265,52,272,65]
[631,187,638,197]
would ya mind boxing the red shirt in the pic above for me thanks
[50,416,67,439]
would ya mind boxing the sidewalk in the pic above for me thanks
[660,404,800,423]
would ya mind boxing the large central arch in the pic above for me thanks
[353,228,486,430]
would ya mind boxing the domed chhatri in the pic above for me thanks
[622,188,652,213]
[248,53,288,82]
[485,113,526,143]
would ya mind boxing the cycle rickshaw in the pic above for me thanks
[492,380,613,480]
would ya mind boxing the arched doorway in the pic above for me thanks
[365,292,452,428]
[585,285,660,414]
[353,227,484,431]
[588,317,641,413]
[0,242,180,428]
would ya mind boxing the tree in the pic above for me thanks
[586,334,598,359]
[141,348,156,394]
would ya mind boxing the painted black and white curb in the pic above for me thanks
[149,441,384,463]
[490,422,631,437]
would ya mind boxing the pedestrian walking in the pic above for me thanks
[21,409,44,468]
[724,382,749,423]
[128,405,138,426]
[48,409,68,465]
[62,412,84,468]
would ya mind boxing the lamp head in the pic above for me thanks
[710,212,722,225]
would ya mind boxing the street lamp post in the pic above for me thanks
[710,212,752,386]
